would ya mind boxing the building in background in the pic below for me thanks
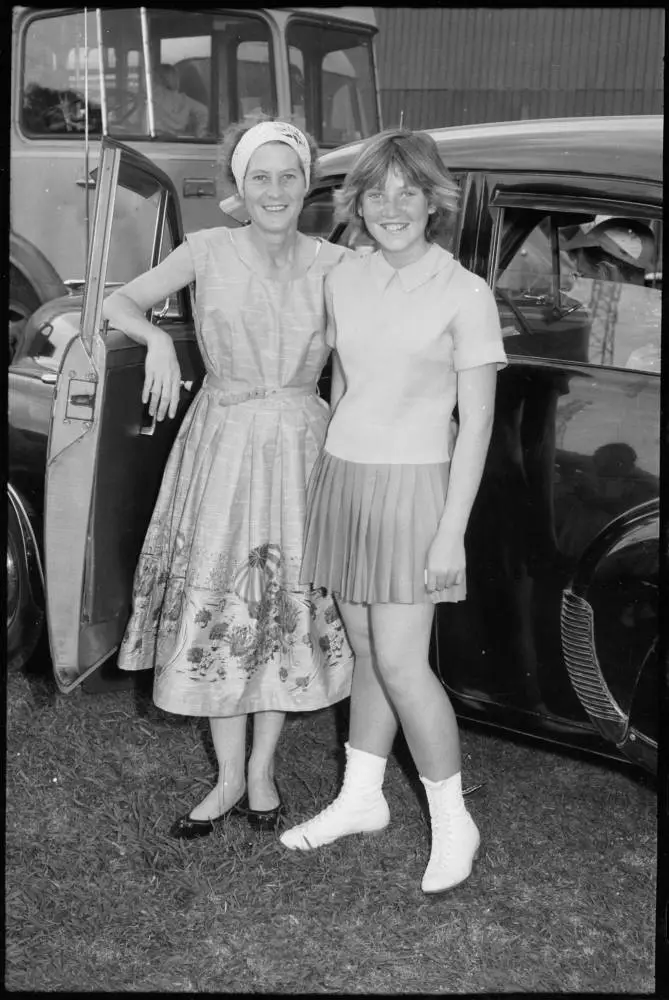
[374,7,664,129]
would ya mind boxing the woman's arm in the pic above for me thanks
[102,241,195,421]
[425,364,497,592]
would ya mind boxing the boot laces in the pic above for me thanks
[293,787,353,840]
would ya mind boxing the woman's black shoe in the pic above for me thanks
[171,798,244,840]
[232,792,285,832]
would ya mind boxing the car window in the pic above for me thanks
[22,9,103,136]
[287,24,378,146]
[299,186,339,239]
[494,208,662,373]
[21,8,275,141]
[152,223,186,322]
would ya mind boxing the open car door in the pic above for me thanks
[44,138,204,692]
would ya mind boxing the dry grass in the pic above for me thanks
[6,659,657,993]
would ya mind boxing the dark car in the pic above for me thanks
[8,117,661,775]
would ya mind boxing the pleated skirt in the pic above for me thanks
[300,450,468,605]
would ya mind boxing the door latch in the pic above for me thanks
[65,378,97,421]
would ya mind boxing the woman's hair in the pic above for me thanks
[334,128,460,244]
[217,115,320,192]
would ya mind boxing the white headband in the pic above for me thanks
[230,121,311,195]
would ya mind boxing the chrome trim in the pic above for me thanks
[560,590,627,740]
[141,8,155,138]
[7,483,45,592]
[96,8,108,135]
[621,727,657,752]
[7,532,19,626]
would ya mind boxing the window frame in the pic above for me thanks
[284,16,379,147]
[18,7,277,144]
[490,197,662,373]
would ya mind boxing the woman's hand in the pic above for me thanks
[425,529,466,593]
[143,332,182,421]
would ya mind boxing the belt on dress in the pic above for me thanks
[202,374,319,407]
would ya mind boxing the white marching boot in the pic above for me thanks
[280,742,390,851]
[420,773,480,893]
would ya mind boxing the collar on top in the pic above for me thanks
[368,242,449,292]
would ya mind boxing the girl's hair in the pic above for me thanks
[334,128,460,244]
[217,115,320,192]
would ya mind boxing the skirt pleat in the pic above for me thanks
[300,451,467,605]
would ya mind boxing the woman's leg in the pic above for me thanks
[247,710,285,811]
[279,600,393,850]
[370,602,459,780]
[188,714,247,821]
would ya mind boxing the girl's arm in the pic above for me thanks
[329,349,346,413]
[102,242,196,421]
[323,269,346,414]
[425,363,497,592]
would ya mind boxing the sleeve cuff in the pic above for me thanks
[454,345,508,372]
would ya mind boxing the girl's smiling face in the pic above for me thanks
[243,141,307,235]
[360,165,434,267]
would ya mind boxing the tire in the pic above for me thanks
[7,500,44,672]
[9,267,40,364]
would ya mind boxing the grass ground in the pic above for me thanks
[6,661,656,993]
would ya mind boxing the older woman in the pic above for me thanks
[103,120,353,839]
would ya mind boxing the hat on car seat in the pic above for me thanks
[562,218,655,271]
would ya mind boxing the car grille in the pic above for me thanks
[560,590,627,741]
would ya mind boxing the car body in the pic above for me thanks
[8,116,661,773]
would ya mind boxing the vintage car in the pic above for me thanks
[8,116,661,775]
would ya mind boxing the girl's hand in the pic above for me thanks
[143,332,182,421]
[425,530,466,593]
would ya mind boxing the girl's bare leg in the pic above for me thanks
[370,602,460,781]
[339,599,399,758]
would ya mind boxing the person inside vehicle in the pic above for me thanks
[102,119,354,840]
[279,128,507,894]
[561,217,660,371]
[149,63,209,138]
[561,217,656,286]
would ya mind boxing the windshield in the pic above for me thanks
[21,7,276,141]
[286,20,379,147]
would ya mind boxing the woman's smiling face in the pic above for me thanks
[360,165,433,266]
[243,141,307,235]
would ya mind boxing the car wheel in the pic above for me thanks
[9,267,40,364]
[7,501,44,672]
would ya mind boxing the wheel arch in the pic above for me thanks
[8,482,45,609]
[10,231,69,306]
[7,482,46,670]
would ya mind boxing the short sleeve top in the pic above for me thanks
[324,243,507,464]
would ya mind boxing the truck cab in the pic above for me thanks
[10,5,381,358]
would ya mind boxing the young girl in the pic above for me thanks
[279,129,507,893]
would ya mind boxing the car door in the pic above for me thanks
[44,137,205,693]
[436,177,661,752]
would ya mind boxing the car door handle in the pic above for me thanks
[75,177,96,189]
[182,178,216,198]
